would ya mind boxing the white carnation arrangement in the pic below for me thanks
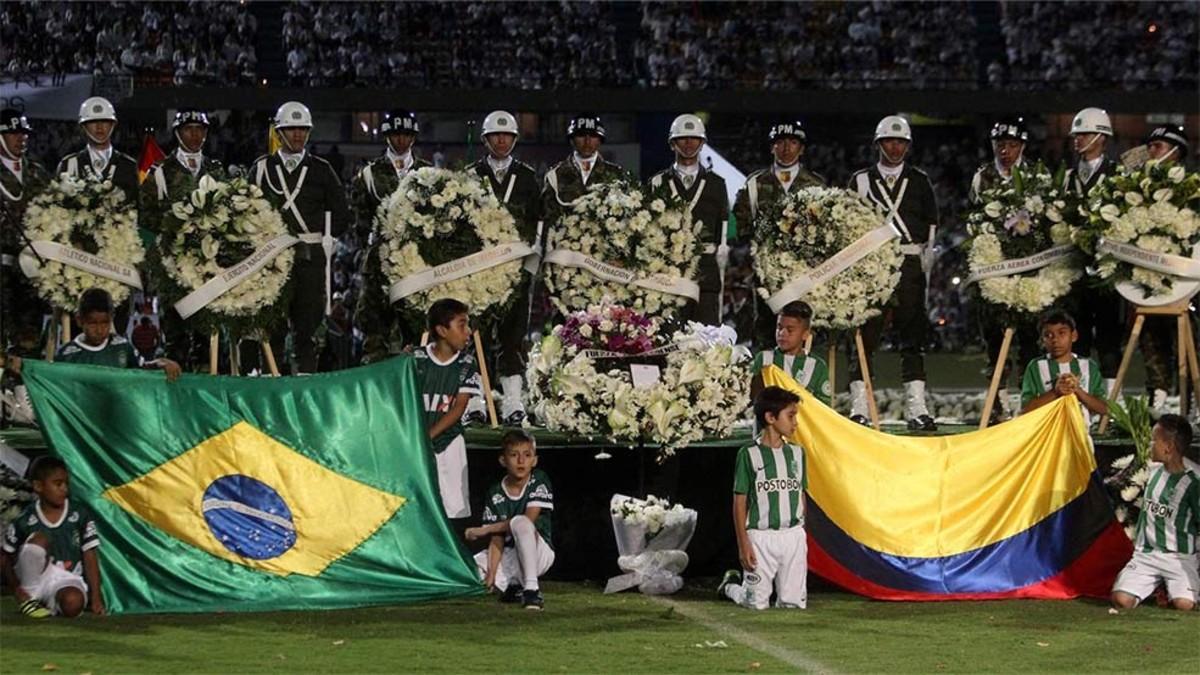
[610,494,693,538]
[607,493,698,596]
[156,175,294,335]
[1073,163,1200,301]
[22,174,143,308]
[965,162,1081,314]
[526,303,750,458]
[544,181,699,318]
[376,167,524,324]
[752,186,902,330]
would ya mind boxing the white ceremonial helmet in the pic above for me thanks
[1070,107,1112,137]
[874,115,912,142]
[481,110,518,139]
[669,114,706,141]
[78,96,117,124]
[274,101,313,129]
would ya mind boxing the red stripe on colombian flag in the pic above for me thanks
[137,131,165,184]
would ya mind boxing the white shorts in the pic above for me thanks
[25,563,88,615]
[1113,550,1200,604]
[435,435,470,518]
[724,525,807,610]
[473,538,555,590]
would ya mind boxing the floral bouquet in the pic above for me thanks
[526,302,750,458]
[752,186,902,330]
[1071,162,1200,306]
[604,494,698,595]
[154,175,295,337]
[965,162,1081,315]
[1104,396,1154,539]
[376,167,529,332]
[21,174,143,309]
[0,465,34,532]
[543,181,699,318]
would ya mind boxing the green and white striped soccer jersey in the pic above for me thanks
[733,439,807,530]
[1020,353,1103,422]
[752,349,831,405]
[1135,465,1200,554]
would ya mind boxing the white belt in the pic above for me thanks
[900,243,924,256]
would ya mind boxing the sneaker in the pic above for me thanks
[907,414,937,432]
[717,569,741,598]
[463,410,488,426]
[987,406,1006,427]
[521,589,544,611]
[849,414,871,427]
[19,598,50,619]
[499,583,523,604]
[503,410,526,427]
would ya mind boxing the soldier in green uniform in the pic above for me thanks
[969,118,1040,423]
[56,97,139,207]
[352,110,431,363]
[252,101,351,373]
[647,114,729,326]
[540,115,627,231]
[467,110,542,424]
[848,115,940,431]
[1,457,102,618]
[140,109,225,370]
[1137,125,1193,412]
[732,120,825,348]
[0,109,49,363]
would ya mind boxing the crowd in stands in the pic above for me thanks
[282,1,629,89]
[635,1,979,91]
[0,1,258,87]
[997,1,1198,91]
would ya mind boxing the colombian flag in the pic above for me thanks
[21,358,482,614]
[136,131,165,184]
[763,366,1132,601]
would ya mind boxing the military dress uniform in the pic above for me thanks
[0,110,49,357]
[252,149,350,373]
[648,164,728,325]
[351,144,432,363]
[732,123,824,348]
[540,151,626,229]
[55,147,140,208]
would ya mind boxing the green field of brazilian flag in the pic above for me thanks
[19,357,481,614]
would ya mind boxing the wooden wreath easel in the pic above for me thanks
[805,329,880,429]
[1098,300,1199,434]
[44,309,72,362]
[979,327,1015,430]
[208,329,280,377]
[419,330,499,428]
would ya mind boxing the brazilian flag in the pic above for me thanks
[21,358,482,614]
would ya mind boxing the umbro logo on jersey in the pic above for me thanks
[68,512,79,523]
[1147,502,1175,519]
[530,484,551,500]
[491,494,504,505]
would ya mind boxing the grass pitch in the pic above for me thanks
[2,581,1196,674]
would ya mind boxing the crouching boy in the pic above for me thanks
[465,430,554,610]
[719,386,808,609]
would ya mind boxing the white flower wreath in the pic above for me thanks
[377,167,525,315]
[159,175,294,322]
[966,163,1081,314]
[543,181,699,318]
[752,186,902,330]
[22,175,143,309]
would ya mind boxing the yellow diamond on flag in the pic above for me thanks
[103,421,405,577]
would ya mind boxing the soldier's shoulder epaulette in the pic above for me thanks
[745,167,771,181]
[849,167,872,178]
[512,158,537,174]
[114,150,138,165]
[806,168,826,184]
[413,157,434,169]
[702,170,727,186]
[906,165,931,179]
[306,154,334,169]
[252,154,272,167]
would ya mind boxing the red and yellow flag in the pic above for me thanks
[137,132,166,184]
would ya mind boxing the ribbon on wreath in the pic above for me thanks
[765,223,898,312]
[1096,239,1200,281]
[19,241,143,290]
[388,241,537,303]
[966,244,1076,284]
[173,234,300,320]
[543,248,700,301]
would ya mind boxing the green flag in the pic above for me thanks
[21,357,482,614]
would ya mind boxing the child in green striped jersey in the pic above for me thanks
[1112,414,1199,611]
[749,301,831,406]
[718,386,808,610]
[1020,310,1107,423]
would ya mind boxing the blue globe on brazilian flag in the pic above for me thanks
[22,358,481,614]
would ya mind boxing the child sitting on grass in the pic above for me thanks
[1020,309,1107,423]
[1111,414,1199,612]
[1,457,103,618]
[465,429,554,611]
[413,298,481,519]
[5,288,181,380]
[719,386,808,610]
[749,300,830,406]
